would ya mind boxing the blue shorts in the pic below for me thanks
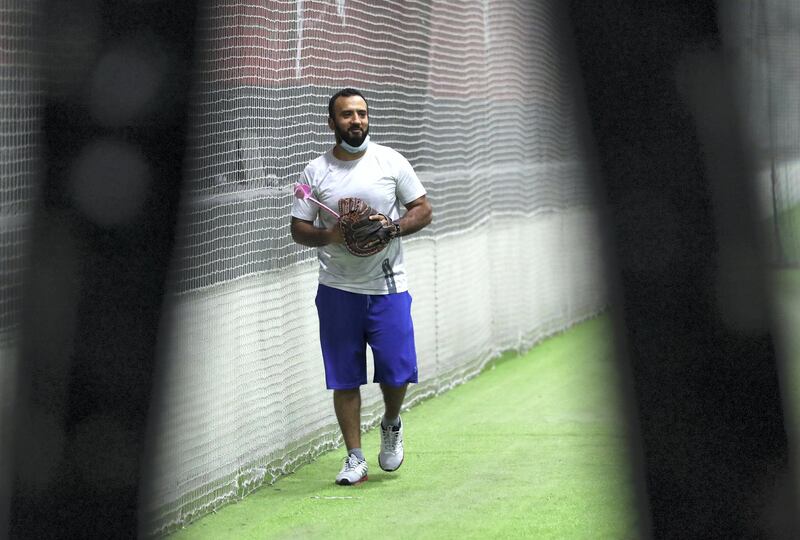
[315,284,418,390]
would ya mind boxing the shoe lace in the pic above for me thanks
[344,454,362,471]
[381,424,401,451]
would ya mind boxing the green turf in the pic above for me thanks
[166,317,640,539]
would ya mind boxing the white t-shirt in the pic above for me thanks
[291,142,426,294]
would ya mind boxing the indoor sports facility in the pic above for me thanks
[2,1,800,538]
[144,0,606,533]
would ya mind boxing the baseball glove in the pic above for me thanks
[337,197,400,257]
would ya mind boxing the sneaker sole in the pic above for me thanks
[335,475,368,486]
[378,456,403,472]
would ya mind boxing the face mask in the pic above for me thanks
[340,134,370,154]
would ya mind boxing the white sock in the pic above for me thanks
[349,447,365,461]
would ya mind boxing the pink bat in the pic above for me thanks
[293,183,340,218]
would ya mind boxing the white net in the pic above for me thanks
[721,0,800,264]
[143,0,606,534]
[0,0,43,447]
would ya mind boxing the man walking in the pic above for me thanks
[290,88,432,485]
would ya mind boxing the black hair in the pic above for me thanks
[328,88,368,119]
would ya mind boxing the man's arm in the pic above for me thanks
[290,217,343,247]
[395,194,432,237]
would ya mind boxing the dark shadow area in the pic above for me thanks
[568,1,798,538]
[8,1,197,538]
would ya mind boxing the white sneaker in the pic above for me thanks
[378,418,404,472]
[335,454,368,485]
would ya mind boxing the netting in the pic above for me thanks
[142,0,605,534]
[4,1,799,534]
[721,0,800,265]
[0,0,43,440]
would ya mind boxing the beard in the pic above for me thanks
[335,122,369,147]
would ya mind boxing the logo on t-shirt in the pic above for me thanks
[381,259,396,294]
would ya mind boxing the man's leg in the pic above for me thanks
[333,388,362,451]
[369,291,416,473]
[333,387,368,485]
[316,285,370,485]
[378,383,407,472]
[380,383,407,422]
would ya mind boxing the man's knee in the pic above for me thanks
[334,387,361,398]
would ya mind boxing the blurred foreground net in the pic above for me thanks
[723,0,800,266]
[0,0,42,460]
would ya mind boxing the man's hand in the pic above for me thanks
[291,217,343,247]
[367,214,401,246]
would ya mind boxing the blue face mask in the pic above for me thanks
[340,134,370,154]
